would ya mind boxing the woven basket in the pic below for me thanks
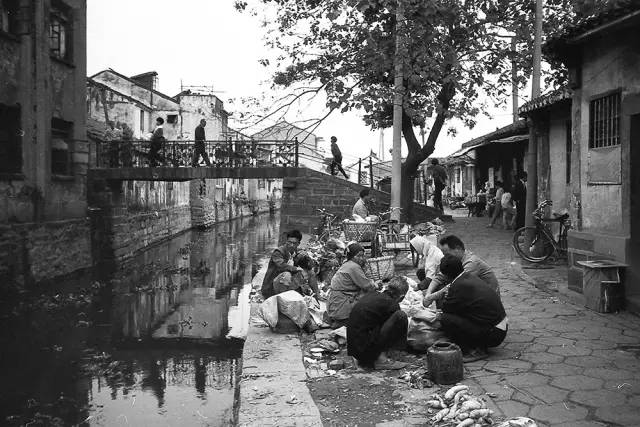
[364,255,395,281]
[343,221,377,242]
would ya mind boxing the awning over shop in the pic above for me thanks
[491,135,529,144]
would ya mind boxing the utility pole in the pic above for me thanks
[391,0,404,222]
[511,36,519,123]
[524,0,543,229]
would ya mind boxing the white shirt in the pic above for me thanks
[410,235,444,279]
[501,192,512,208]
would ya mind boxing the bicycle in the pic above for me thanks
[314,208,341,242]
[512,200,571,263]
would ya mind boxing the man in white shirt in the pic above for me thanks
[410,233,444,290]
[487,181,505,228]
[501,188,516,230]
[352,189,371,219]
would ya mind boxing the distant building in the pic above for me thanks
[251,121,327,172]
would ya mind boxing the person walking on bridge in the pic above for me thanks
[192,119,212,167]
[330,136,349,179]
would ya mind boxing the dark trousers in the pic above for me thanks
[149,141,164,167]
[192,142,211,166]
[433,184,444,212]
[350,310,408,366]
[440,313,506,352]
[330,159,348,178]
[515,201,526,229]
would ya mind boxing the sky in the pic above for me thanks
[87,0,522,165]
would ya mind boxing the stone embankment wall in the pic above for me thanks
[280,168,446,236]
[0,219,92,287]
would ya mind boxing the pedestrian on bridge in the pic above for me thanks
[149,117,166,167]
[192,119,212,167]
[330,136,349,179]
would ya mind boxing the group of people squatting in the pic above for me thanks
[260,219,508,370]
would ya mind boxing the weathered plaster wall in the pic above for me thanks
[577,37,640,235]
[178,95,227,140]
[548,117,571,212]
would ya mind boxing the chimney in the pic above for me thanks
[131,71,158,91]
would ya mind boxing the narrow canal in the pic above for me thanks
[0,214,280,426]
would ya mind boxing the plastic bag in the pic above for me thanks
[258,295,279,329]
[277,290,310,328]
[407,309,445,352]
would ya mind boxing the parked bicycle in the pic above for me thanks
[314,208,341,242]
[512,200,571,263]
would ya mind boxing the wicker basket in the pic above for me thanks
[343,221,377,242]
[364,255,395,281]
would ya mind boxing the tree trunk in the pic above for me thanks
[399,82,455,222]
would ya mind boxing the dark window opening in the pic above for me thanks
[0,103,22,174]
[139,110,145,133]
[166,114,178,124]
[566,120,572,185]
[51,117,72,176]
[49,1,72,62]
[589,92,620,148]
[0,0,20,35]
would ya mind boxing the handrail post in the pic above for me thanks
[294,137,299,167]
[369,157,373,189]
[358,158,362,185]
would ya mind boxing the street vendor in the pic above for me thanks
[327,243,377,328]
[410,233,444,290]
[352,189,371,219]
[347,276,409,370]
[435,254,508,362]
[261,230,304,299]
[423,235,499,307]
[272,252,320,298]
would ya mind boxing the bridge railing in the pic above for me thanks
[94,139,299,169]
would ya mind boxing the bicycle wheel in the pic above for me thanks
[512,226,555,263]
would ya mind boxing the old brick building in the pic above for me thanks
[1,0,90,284]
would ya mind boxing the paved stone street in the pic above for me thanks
[240,214,640,426]
[428,214,640,427]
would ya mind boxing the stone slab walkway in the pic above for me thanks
[238,304,323,427]
[239,215,640,426]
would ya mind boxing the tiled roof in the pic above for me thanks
[460,119,528,149]
[518,87,572,115]
[545,1,640,55]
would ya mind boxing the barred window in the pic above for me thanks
[589,92,620,148]
[50,2,72,62]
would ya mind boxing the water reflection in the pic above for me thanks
[0,214,279,426]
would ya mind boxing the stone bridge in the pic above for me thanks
[89,138,302,181]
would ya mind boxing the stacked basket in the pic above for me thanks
[364,255,395,281]
[343,221,377,242]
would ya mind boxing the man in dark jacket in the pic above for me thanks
[437,254,508,362]
[330,136,349,179]
[430,158,448,212]
[261,230,303,298]
[512,171,527,229]
[347,276,409,370]
[192,119,212,166]
[149,117,166,167]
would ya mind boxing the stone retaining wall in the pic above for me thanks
[280,168,446,236]
[0,218,92,287]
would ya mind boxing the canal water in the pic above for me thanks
[0,214,280,426]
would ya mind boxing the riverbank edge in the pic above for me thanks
[238,302,323,426]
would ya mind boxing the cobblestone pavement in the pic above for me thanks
[414,215,640,427]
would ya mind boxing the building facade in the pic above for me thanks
[1,0,90,285]
[547,6,640,310]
